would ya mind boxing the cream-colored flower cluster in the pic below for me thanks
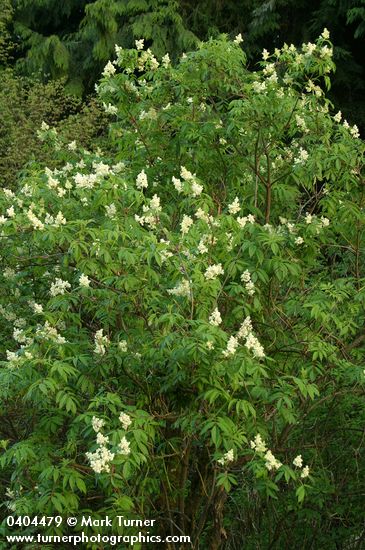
[167,279,191,298]
[217,449,234,465]
[135,194,162,229]
[204,264,224,280]
[293,454,310,478]
[50,278,71,297]
[86,413,132,473]
[241,270,255,296]
[237,316,265,359]
[250,434,310,477]
[36,321,66,344]
[171,167,204,198]
[209,308,222,326]
[94,329,110,355]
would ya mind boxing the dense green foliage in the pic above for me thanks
[0,69,108,187]
[0,35,364,549]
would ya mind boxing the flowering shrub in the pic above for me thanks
[0,32,364,548]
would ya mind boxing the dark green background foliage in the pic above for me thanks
[1,0,365,124]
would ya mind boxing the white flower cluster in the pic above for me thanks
[7,343,32,365]
[27,209,45,230]
[86,416,114,474]
[50,278,71,297]
[3,267,15,279]
[252,81,267,94]
[92,416,105,432]
[302,42,316,56]
[305,80,322,97]
[3,188,15,199]
[279,217,295,234]
[228,197,240,215]
[237,316,265,358]
[263,63,278,83]
[250,434,281,470]
[102,61,116,78]
[94,329,110,355]
[137,48,159,71]
[135,38,144,51]
[79,274,90,287]
[319,45,333,59]
[237,214,255,228]
[36,321,66,344]
[294,147,309,165]
[204,263,224,280]
[209,307,222,326]
[0,305,16,322]
[20,183,33,197]
[6,206,15,218]
[167,279,191,298]
[45,170,59,189]
[304,213,330,231]
[234,34,243,45]
[222,335,239,357]
[333,110,342,123]
[6,350,21,367]
[118,436,131,455]
[195,208,217,226]
[241,269,255,296]
[162,53,171,68]
[105,203,117,219]
[264,450,282,471]
[44,211,66,227]
[159,239,173,263]
[250,435,310,476]
[28,301,43,314]
[136,169,148,190]
[172,176,183,193]
[119,412,132,430]
[180,215,194,235]
[139,108,157,121]
[350,125,360,139]
[87,412,133,473]
[293,455,310,478]
[135,194,162,229]
[250,434,267,453]
[103,102,118,115]
[74,172,97,189]
[36,121,58,141]
[13,327,33,346]
[197,235,209,254]
[217,449,234,465]
[177,166,203,197]
[244,332,265,358]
